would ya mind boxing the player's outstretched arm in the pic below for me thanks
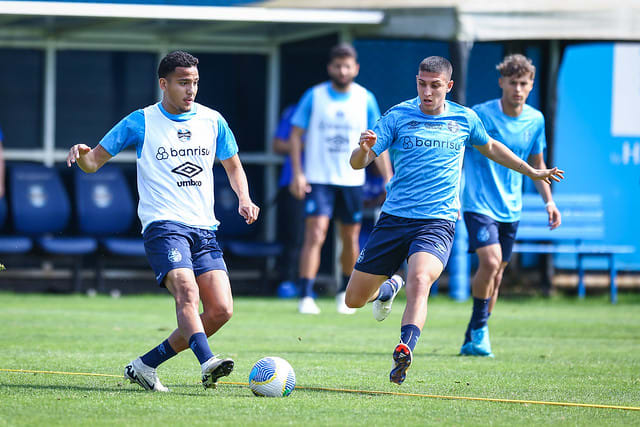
[474,137,565,185]
[66,144,112,173]
[221,154,260,225]
[529,152,562,230]
[350,130,378,170]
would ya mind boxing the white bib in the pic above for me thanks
[304,83,368,186]
[137,103,220,231]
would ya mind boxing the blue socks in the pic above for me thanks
[189,332,214,365]
[298,278,315,298]
[464,297,491,344]
[140,339,177,369]
[400,324,421,352]
[376,276,401,302]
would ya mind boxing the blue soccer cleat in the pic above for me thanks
[389,343,412,385]
[459,341,476,356]
[463,325,495,357]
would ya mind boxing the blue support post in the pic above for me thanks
[577,253,585,299]
[609,254,617,304]
[448,218,470,301]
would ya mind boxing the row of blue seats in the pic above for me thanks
[0,163,143,258]
[0,163,282,291]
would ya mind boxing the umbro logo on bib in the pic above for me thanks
[172,162,203,178]
[177,128,191,142]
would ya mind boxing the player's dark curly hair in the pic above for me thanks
[329,43,358,63]
[419,56,453,79]
[496,54,536,79]
[157,51,199,79]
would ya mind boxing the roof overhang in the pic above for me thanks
[265,0,640,41]
[0,1,385,49]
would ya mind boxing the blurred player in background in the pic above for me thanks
[346,56,563,385]
[288,43,392,315]
[459,54,561,357]
[0,125,5,198]
[67,51,259,392]
[271,104,305,296]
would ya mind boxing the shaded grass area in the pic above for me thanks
[1,292,639,426]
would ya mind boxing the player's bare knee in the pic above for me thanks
[479,256,502,275]
[202,306,232,335]
[407,273,435,295]
[171,283,200,310]
[344,290,365,308]
[306,229,327,247]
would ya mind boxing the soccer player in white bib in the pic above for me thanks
[459,54,562,357]
[66,51,259,392]
[346,56,564,385]
[289,43,392,315]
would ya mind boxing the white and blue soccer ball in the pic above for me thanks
[248,356,296,397]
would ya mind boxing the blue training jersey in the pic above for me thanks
[462,99,546,222]
[371,98,489,221]
[275,105,299,188]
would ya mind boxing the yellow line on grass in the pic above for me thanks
[1,368,638,412]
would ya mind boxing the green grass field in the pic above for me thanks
[1,291,639,426]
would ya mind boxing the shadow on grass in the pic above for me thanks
[0,380,255,398]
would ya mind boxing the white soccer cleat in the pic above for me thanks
[335,291,356,315]
[201,356,234,389]
[298,296,321,314]
[373,274,404,322]
[124,357,169,392]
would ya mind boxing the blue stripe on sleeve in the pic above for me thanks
[98,109,145,157]
[290,88,314,130]
[216,115,239,161]
[366,91,381,129]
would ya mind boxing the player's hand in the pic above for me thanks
[66,144,92,167]
[359,130,377,152]
[547,203,562,230]
[289,172,310,200]
[530,167,564,185]
[239,199,260,224]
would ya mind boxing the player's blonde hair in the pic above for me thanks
[496,54,535,79]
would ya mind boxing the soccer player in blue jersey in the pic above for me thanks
[0,125,5,198]
[272,104,305,295]
[288,43,393,315]
[459,54,562,357]
[346,56,564,385]
[66,51,260,392]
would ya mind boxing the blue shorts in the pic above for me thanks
[464,212,519,262]
[305,184,363,224]
[354,212,455,277]
[143,220,227,287]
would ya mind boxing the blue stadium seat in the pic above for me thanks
[213,167,282,288]
[10,163,97,291]
[0,196,32,254]
[73,164,146,291]
[514,194,635,303]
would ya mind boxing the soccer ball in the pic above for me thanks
[248,356,296,397]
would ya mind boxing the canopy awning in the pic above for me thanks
[0,1,384,48]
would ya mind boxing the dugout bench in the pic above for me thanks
[513,194,635,303]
